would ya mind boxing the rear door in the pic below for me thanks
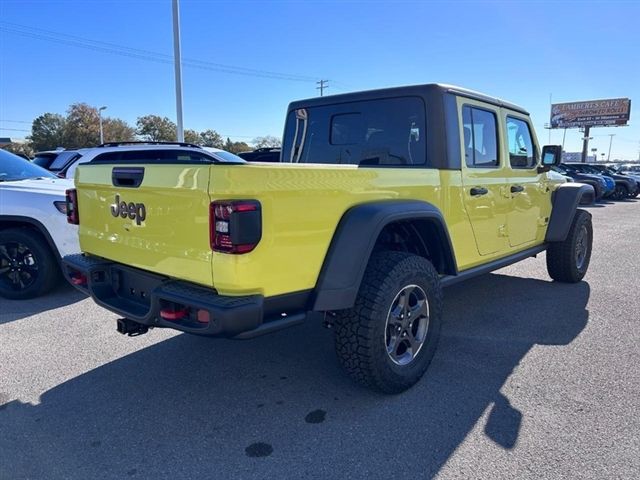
[460,102,510,256]
[502,114,546,247]
[75,149,214,287]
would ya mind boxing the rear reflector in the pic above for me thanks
[197,309,210,324]
[160,307,189,321]
[70,272,87,286]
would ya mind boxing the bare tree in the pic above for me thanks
[252,135,282,149]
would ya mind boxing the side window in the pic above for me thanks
[506,117,536,168]
[462,106,499,168]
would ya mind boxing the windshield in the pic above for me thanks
[558,164,578,173]
[579,165,600,174]
[0,149,56,181]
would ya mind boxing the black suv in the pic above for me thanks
[32,149,84,177]
[237,147,281,162]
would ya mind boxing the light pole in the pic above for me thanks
[607,134,615,162]
[172,0,184,142]
[98,106,107,144]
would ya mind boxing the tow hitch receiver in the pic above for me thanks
[117,318,149,337]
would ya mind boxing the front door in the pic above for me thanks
[503,115,545,247]
[460,103,509,256]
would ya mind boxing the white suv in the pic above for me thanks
[0,149,79,299]
[57,142,244,180]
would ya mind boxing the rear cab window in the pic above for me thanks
[283,96,427,167]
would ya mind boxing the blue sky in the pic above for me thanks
[1,0,639,159]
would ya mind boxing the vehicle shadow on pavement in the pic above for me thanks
[0,283,86,325]
[0,274,590,480]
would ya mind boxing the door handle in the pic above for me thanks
[510,185,524,193]
[470,187,488,196]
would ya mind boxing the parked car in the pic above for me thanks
[568,163,638,199]
[547,169,571,184]
[63,83,594,393]
[33,149,85,177]
[0,149,79,299]
[59,142,244,180]
[237,147,281,162]
[31,150,62,169]
[616,164,640,174]
[589,163,640,197]
[553,164,606,200]
[562,163,615,198]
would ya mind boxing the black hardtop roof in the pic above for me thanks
[287,83,529,115]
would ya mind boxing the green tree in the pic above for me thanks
[136,115,177,142]
[62,103,102,148]
[102,118,136,144]
[224,137,251,154]
[200,129,224,148]
[252,135,281,148]
[29,113,66,151]
[183,129,201,145]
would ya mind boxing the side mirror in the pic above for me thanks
[538,145,562,173]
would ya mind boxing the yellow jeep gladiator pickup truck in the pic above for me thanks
[63,84,594,393]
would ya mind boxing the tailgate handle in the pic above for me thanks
[112,167,145,188]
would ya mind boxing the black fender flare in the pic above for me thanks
[0,215,62,265]
[545,183,594,243]
[312,200,457,311]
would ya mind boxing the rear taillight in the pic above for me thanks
[210,200,262,254]
[66,189,79,225]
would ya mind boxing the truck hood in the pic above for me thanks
[0,177,74,196]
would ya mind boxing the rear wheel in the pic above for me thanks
[333,251,443,394]
[0,228,59,299]
[546,209,592,283]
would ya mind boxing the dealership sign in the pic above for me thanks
[550,98,631,129]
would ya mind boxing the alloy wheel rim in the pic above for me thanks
[575,225,589,271]
[0,242,39,291]
[384,284,430,366]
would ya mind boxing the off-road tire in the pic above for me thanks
[333,251,443,394]
[0,228,59,300]
[546,209,592,283]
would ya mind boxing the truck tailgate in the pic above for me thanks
[75,164,214,287]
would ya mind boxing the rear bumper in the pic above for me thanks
[62,254,303,338]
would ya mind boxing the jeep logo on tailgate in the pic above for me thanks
[111,194,147,225]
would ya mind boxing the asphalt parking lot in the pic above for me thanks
[1,200,639,480]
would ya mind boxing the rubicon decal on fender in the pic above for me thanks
[110,194,147,225]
